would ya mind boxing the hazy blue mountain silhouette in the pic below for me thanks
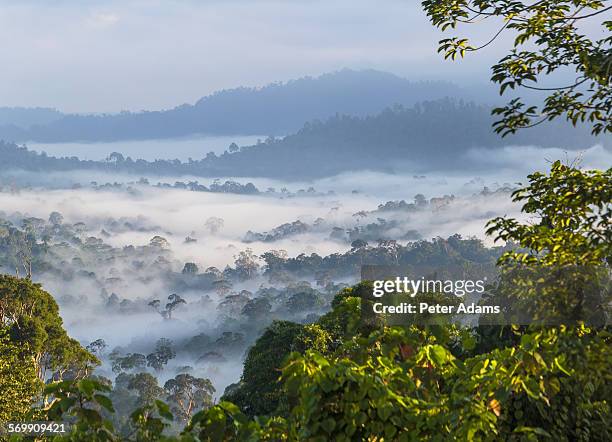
[0,107,63,129]
[1,99,603,179]
[0,70,464,143]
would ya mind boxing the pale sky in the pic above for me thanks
[0,0,514,113]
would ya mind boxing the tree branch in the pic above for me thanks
[562,5,612,20]
[468,20,511,51]
[521,77,588,91]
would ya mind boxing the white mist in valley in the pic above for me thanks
[0,143,609,396]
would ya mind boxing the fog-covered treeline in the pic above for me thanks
[0,183,512,430]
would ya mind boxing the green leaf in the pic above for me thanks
[94,394,114,412]
[514,426,552,438]
[321,418,336,433]
[429,345,449,366]
[155,400,174,421]
[78,379,96,396]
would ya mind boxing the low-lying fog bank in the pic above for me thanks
[0,143,608,398]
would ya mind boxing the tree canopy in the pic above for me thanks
[1,161,609,441]
[0,275,97,382]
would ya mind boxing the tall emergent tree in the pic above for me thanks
[146,338,176,372]
[164,374,215,423]
[422,0,611,135]
[0,275,98,382]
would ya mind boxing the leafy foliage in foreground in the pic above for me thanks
[283,324,610,441]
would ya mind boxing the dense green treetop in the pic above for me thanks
[0,275,98,382]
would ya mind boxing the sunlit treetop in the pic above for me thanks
[486,160,611,265]
[422,0,612,136]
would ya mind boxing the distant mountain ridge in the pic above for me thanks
[0,107,63,129]
[0,99,603,179]
[0,70,464,143]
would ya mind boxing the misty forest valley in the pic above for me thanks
[0,1,611,440]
